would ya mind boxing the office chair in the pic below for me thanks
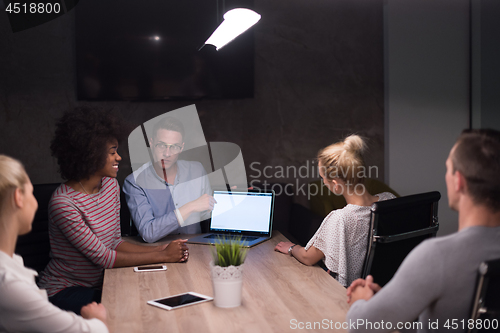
[15,183,60,274]
[469,258,500,333]
[361,191,440,287]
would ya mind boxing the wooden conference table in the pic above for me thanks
[102,232,349,333]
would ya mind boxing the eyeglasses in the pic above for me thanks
[154,143,183,153]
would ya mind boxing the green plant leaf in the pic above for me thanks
[210,235,248,267]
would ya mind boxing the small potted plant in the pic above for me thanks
[210,237,248,308]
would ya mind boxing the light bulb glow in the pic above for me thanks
[205,8,261,50]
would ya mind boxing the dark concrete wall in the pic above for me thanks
[478,0,500,130]
[0,0,384,198]
[385,0,469,236]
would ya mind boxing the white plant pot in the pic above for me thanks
[211,263,244,308]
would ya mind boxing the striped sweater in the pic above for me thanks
[38,178,123,297]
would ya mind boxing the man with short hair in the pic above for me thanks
[123,117,215,243]
[346,129,500,333]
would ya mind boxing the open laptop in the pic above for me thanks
[187,189,274,247]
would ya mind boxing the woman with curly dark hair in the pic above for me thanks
[38,107,189,315]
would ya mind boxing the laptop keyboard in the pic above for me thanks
[203,234,259,242]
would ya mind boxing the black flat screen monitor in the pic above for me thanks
[75,0,254,101]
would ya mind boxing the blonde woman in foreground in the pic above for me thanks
[0,155,109,333]
[275,135,395,287]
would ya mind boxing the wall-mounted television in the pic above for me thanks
[75,0,254,101]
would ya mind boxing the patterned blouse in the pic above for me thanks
[305,192,396,287]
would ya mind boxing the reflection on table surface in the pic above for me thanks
[102,231,348,333]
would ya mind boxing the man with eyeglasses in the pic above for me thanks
[123,117,215,243]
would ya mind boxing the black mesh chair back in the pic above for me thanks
[120,187,138,236]
[15,183,60,274]
[362,191,440,287]
[469,258,500,333]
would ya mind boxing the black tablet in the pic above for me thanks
[147,292,213,310]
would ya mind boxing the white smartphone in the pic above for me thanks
[147,292,213,310]
[133,265,167,272]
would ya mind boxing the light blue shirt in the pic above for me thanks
[123,160,212,243]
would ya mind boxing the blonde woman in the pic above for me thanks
[275,135,395,287]
[0,155,108,332]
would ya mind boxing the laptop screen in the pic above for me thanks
[210,190,274,235]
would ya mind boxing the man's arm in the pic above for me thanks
[177,194,215,224]
[346,241,443,333]
[347,275,381,304]
[123,176,180,243]
[176,164,214,224]
[200,171,213,221]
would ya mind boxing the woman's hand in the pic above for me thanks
[155,243,169,251]
[274,241,295,254]
[162,239,189,262]
[81,302,107,325]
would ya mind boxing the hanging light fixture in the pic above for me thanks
[204,8,261,51]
